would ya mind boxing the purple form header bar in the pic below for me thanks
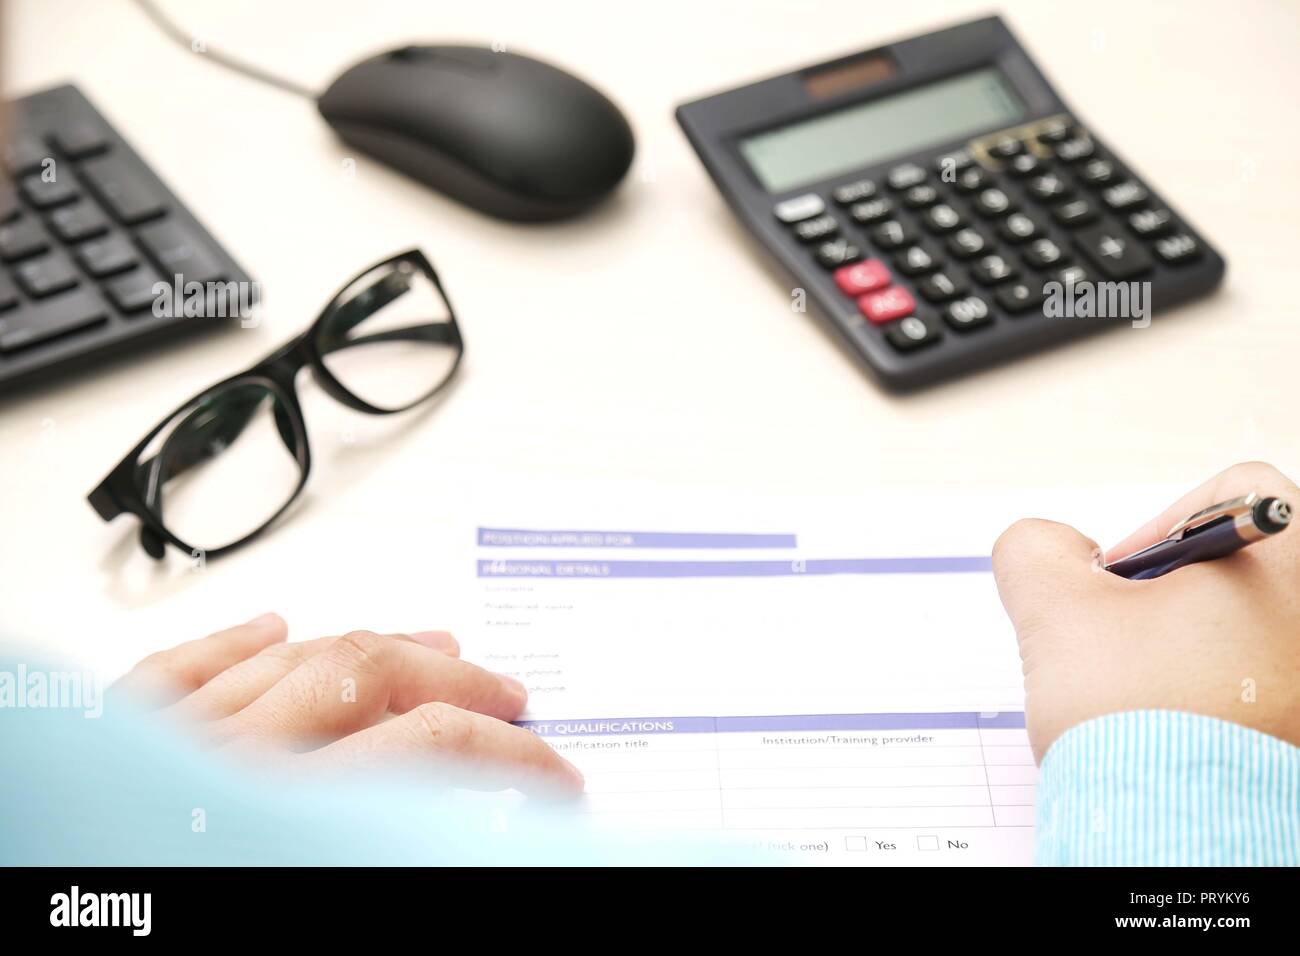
[517,711,1026,736]
[478,528,797,548]
[478,556,991,578]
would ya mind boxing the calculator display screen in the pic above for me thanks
[739,67,1026,192]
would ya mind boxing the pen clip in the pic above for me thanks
[1164,492,1259,541]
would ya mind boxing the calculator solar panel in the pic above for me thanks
[0,84,254,394]
[675,16,1225,390]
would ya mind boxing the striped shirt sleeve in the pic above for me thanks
[1035,710,1300,866]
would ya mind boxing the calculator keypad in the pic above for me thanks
[831,179,876,205]
[832,259,890,296]
[944,295,992,331]
[1073,225,1153,279]
[849,198,893,224]
[883,313,941,351]
[869,220,916,249]
[814,238,862,269]
[887,163,927,190]
[792,215,838,242]
[768,114,1217,362]
[859,286,916,325]
[772,193,825,223]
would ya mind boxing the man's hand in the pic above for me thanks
[992,461,1300,762]
[111,616,584,795]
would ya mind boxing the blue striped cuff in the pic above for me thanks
[1036,710,1300,866]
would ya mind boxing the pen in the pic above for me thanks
[1105,492,1292,580]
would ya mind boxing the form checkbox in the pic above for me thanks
[844,836,869,852]
[916,835,940,851]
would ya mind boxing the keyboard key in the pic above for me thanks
[0,181,18,221]
[971,254,1018,285]
[955,167,991,192]
[1054,136,1095,162]
[943,295,993,331]
[0,218,50,261]
[988,136,1023,160]
[4,134,50,176]
[887,163,927,190]
[1079,158,1117,186]
[137,219,228,283]
[1023,237,1069,269]
[773,193,825,223]
[50,122,110,159]
[47,201,110,242]
[1074,225,1154,279]
[791,214,838,242]
[883,313,941,352]
[1027,173,1071,201]
[1153,233,1201,264]
[0,271,17,310]
[997,212,1042,243]
[947,227,990,259]
[858,285,916,325]
[831,180,875,205]
[1006,153,1046,178]
[76,232,139,277]
[917,270,969,303]
[1052,198,1098,227]
[995,281,1047,314]
[105,266,166,313]
[895,243,943,276]
[0,285,107,352]
[868,219,916,250]
[79,155,168,224]
[13,249,81,297]
[1101,180,1149,211]
[973,188,1014,217]
[20,172,79,208]
[903,184,940,208]
[832,258,890,296]
[1128,208,1175,237]
[814,237,862,269]
[849,198,893,224]
[922,203,965,233]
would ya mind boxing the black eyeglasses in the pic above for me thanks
[88,249,464,560]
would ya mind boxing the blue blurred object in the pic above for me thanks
[0,645,741,866]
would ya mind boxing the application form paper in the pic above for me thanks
[457,484,1140,866]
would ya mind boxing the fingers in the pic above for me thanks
[406,631,460,657]
[991,518,1106,637]
[1106,461,1299,560]
[165,636,338,722]
[215,630,525,749]
[111,613,288,707]
[300,701,585,797]
[169,629,460,723]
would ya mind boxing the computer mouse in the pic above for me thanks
[318,45,635,222]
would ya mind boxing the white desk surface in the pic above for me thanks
[3,0,1297,677]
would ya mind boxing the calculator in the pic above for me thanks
[676,16,1225,390]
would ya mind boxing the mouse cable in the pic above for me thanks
[129,0,319,101]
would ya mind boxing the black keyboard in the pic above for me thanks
[0,84,253,393]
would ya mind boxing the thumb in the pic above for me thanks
[991,518,1104,636]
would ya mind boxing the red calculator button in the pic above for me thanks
[833,258,891,297]
[858,286,916,324]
